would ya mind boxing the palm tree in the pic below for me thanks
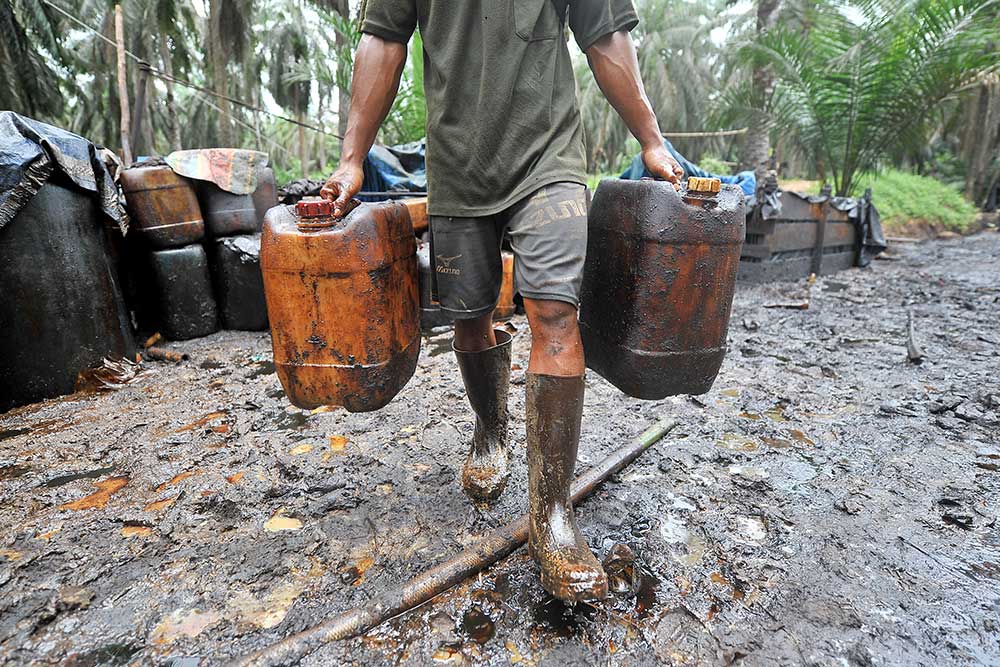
[0,0,72,120]
[577,0,730,174]
[720,0,1000,196]
[208,0,252,147]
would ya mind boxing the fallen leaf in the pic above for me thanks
[328,435,348,452]
[151,609,220,644]
[310,405,335,414]
[144,496,176,512]
[36,528,61,540]
[289,443,313,456]
[60,476,130,511]
[265,511,303,532]
[226,471,245,484]
[173,410,228,434]
[228,582,302,629]
[122,525,153,538]
[156,470,201,492]
[0,549,22,561]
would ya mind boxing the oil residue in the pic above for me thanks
[43,466,116,488]
[460,606,495,644]
[0,427,30,441]
[531,598,595,638]
[0,464,31,481]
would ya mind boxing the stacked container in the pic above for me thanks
[196,163,275,331]
[121,165,219,340]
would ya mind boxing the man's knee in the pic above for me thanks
[454,313,496,352]
[524,299,578,339]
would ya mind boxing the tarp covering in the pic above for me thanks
[620,138,758,197]
[835,189,888,267]
[359,140,427,201]
[165,148,268,195]
[0,112,125,232]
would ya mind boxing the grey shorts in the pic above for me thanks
[429,182,588,320]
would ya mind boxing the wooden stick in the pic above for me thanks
[114,5,132,165]
[235,418,679,667]
[131,61,150,155]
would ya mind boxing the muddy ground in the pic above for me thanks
[2,232,998,667]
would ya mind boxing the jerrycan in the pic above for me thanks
[579,177,745,399]
[120,165,205,248]
[261,197,420,412]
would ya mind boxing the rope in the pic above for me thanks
[40,0,343,140]
[662,128,748,138]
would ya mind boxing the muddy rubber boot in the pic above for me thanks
[454,330,513,502]
[526,372,609,603]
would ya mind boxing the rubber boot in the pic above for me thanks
[526,372,609,603]
[454,330,513,502]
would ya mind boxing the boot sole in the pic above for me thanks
[528,543,609,603]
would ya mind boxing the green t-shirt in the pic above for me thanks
[361,0,638,217]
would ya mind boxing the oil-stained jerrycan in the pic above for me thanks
[261,197,420,412]
[579,177,745,399]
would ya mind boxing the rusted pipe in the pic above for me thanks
[144,347,188,363]
[235,417,678,667]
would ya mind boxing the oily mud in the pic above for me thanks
[1,233,998,666]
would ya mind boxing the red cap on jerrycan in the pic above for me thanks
[261,196,421,412]
[293,197,335,230]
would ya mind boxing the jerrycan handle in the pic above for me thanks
[294,197,360,231]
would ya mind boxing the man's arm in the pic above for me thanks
[321,34,408,216]
[585,31,683,186]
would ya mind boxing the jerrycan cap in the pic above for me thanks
[686,177,722,194]
[294,197,336,230]
[295,197,333,218]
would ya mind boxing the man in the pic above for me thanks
[322,0,681,603]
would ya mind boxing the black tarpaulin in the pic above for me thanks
[0,111,125,232]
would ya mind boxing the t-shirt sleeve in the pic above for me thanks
[568,0,639,52]
[360,0,418,44]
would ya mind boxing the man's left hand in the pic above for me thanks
[642,143,684,189]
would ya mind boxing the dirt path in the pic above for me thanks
[2,233,998,666]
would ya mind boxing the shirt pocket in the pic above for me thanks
[512,0,562,41]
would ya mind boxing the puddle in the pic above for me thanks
[531,598,595,638]
[634,571,660,618]
[273,410,311,431]
[43,466,116,488]
[66,642,140,666]
[460,607,496,644]
[249,360,276,377]
[0,463,31,481]
[0,427,30,441]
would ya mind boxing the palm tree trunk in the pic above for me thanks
[334,0,351,140]
[159,40,182,150]
[963,77,1000,205]
[209,0,233,146]
[740,0,781,182]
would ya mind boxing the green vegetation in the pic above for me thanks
[855,170,979,234]
[2,0,997,207]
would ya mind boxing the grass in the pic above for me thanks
[781,169,978,235]
[852,169,978,235]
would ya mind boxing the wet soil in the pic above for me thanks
[2,233,998,666]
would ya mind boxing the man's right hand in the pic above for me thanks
[320,162,364,218]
